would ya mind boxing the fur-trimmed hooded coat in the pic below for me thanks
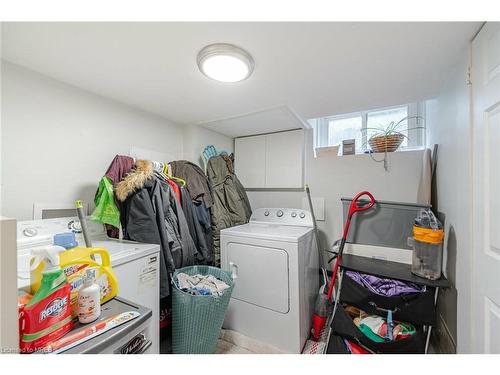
[116,160,198,298]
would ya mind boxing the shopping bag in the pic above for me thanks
[91,177,120,228]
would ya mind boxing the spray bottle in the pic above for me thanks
[20,246,74,353]
[31,232,118,318]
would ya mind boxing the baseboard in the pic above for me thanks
[430,313,457,354]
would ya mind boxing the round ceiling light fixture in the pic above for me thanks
[197,43,254,83]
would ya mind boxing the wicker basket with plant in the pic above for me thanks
[366,115,424,153]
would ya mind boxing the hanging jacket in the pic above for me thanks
[180,186,211,265]
[221,153,235,174]
[167,179,182,204]
[169,160,213,208]
[193,200,214,264]
[116,160,198,298]
[207,155,252,267]
[105,155,135,186]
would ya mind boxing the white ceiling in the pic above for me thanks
[2,22,481,129]
[202,105,309,138]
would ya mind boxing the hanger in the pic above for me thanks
[151,160,164,173]
[163,162,186,186]
[129,157,186,186]
[167,174,186,187]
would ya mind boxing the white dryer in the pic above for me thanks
[17,217,160,353]
[220,208,318,353]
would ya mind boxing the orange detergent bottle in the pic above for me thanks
[31,232,118,317]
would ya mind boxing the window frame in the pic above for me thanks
[312,102,425,153]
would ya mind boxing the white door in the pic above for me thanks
[226,241,289,313]
[471,22,500,353]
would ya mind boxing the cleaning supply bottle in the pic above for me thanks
[20,246,74,353]
[78,268,101,324]
[311,293,330,341]
[31,232,118,317]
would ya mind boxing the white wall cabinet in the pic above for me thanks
[235,129,304,189]
[235,135,266,188]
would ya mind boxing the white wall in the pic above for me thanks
[425,47,472,353]
[247,129,425,254]
[182,124,233,167]
[0,62,187,220]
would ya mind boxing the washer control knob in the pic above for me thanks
[291,212,297,218]
[299,212,306,219]
[23,228,38,237]
[276,210,284,217]
[264,210,270,217]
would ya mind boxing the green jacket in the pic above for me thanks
[207,156,252,267]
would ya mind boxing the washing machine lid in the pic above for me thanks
[222,223,312,243]
[91,239,160,266]
[16,217,159,289]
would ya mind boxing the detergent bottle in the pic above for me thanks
[20,246,74,353]
[31,232,119,317]
[77,268,101,324]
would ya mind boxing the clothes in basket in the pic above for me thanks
[176,273,230,296]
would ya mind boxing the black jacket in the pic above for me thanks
[180,186,211,264]
[117,160,198,298]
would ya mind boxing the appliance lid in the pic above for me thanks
[17,216,106,250]
[16,217,159,289]
[91,239,160,265]
[221,222,312,243]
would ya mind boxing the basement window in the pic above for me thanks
[309,102,425,155]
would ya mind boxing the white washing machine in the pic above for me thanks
[220,208,319,353]
[16,217,160,353]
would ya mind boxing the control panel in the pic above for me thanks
[17,216,106,249]
[17,217,107,291]
[250,208,313,227]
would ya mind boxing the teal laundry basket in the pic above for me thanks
[172,265,234,354]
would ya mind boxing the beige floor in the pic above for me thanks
[214,329,285,354]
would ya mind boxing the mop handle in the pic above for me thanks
[305,184,324,268]
[76,200,92,248]
[326,191,375,300]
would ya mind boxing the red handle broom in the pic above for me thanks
[311,191,376,340]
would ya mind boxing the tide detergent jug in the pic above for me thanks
[31,232,118,317]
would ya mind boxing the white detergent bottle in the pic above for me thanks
[77,268,101,324]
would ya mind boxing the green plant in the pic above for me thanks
[363,115,426,171]
[364,115,425,140]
